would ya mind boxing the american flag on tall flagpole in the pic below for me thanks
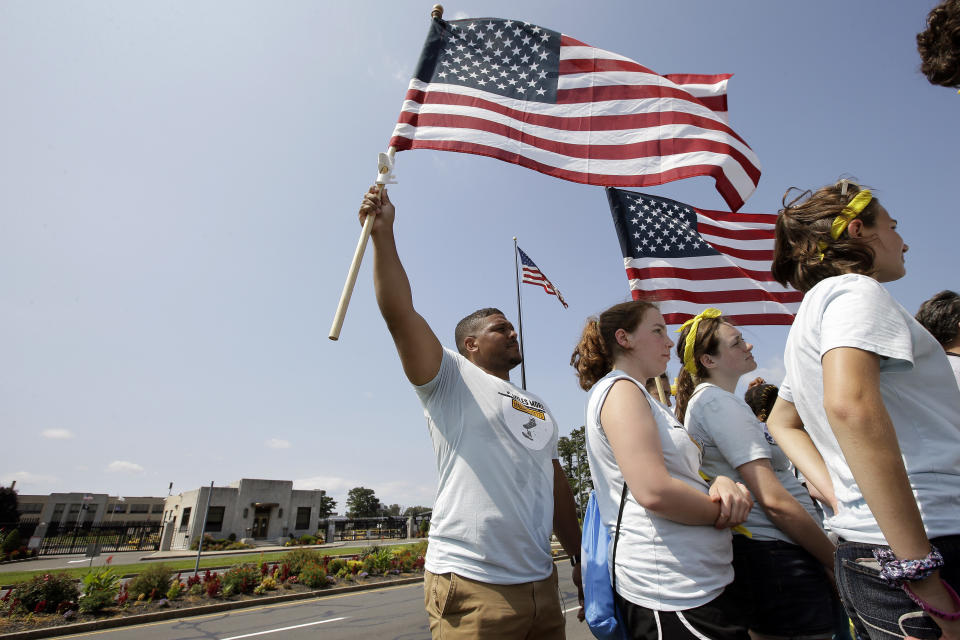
[389,17,760,212]
[517,247,568,308]
[606,187,802,325]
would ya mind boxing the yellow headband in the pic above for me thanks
[676,308,722,375]
[817,189,873,260]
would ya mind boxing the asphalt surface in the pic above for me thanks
[47,563,593,640]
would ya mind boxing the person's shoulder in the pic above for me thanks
[809,273,885,297]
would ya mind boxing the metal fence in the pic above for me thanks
[326,516,408,542]
[36,521,163,555]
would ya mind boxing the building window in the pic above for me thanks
[19,503,43,514]
[180,507,191,531]
[151,504,164,513]
[110,503,127,514]
[295,507,311,530]
[129,504,149,514]
[204,506,225,532]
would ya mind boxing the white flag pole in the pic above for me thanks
[328,147,396,341]
[328,4,443,341]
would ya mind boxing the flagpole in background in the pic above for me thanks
[328,147,396,341]
[513,237,527,390]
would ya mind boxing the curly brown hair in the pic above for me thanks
[744,383,779,423]
[672,314,727,423]
[917,0,960,88]
[771,181,881,293]
[570,300,658,391]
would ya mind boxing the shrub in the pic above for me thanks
[346,560,364,574]
[221,564,260,595]
[204,574,221,598]
[1,529,21,554]
[283,548,322,575]
[259,576,278,591]
[228,533,237,542]
[298,534,317,545]
[166,582,183,601]
[298,562,327,588]
[78,568,120,613]
[188,583,203,596]
[9,573,79,613]
[363,547,394,575]
[127,564,172,600]
[327,558,347,575]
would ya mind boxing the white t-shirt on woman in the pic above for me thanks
[585,370,733,611]
[780,274,960,544]
[685,383,821,542]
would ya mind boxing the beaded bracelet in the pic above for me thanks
[872,546,944,587]
[902,579,960,622]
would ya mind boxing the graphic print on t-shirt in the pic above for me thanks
[498,391,554,450]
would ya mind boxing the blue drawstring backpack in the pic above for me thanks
[582,486,629,640]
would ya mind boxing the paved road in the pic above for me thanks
[54,563,593,640]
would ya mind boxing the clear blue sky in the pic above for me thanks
[3,1,957,512]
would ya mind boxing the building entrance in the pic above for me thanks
[252,507,271,538]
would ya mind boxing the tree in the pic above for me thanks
[402,505,431,517]
[558,426,592,519]
[0,485,18,527]
[317,491,337,518]
[380,503,402,517]
[346,487,382,518]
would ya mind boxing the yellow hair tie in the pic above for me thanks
[817,189,873,260]
[676,308,722,375]
[670,378,678,396]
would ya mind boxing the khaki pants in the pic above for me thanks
[424,566,565,639]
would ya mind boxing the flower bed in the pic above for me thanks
[0,542,427,636]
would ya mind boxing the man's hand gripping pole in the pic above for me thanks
[328,148,396,340]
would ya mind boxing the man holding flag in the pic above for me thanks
[358,186,582,639]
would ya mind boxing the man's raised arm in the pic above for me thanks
[359,187,443,386]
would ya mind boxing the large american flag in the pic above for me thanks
[389,17,761,212]
[517,246,568,308]
[606,187,802,325]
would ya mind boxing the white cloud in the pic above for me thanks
[0,471,58,488]
[266,438,291,449]
[294,475,355,493]
[106,460,145,474]
[41,428,74,439]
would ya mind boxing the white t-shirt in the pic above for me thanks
[585,370,733,611]
[415,348,559,584]
[684,383,821,542]
[781,274,960,544]
[948,353,960,389]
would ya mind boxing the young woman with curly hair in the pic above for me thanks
[571,300,753,640]
[767,179,960,639]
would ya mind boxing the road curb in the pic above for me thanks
[0,575,425,640]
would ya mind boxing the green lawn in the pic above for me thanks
[0,543,416,586]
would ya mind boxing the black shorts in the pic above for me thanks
[728,536,837,639]
[614,588,748,640]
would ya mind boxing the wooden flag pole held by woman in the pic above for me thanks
[328,146,396,340]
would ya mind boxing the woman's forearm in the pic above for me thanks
[631,476,720,526]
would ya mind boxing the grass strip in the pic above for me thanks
[0,544,412,586]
